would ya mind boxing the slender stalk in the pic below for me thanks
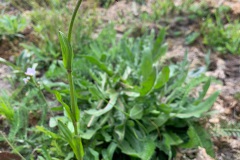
[39,89,48,125]
[29,78,48,125]
[66,1,83,159]
[67,0,83,135]
[28,78,47,110]
[0,131,26,160]
[67,72,78,135]
[68,0,82,42]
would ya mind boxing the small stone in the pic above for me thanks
[224,108,232,115]
[209,118,219,123]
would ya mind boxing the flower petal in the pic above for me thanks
[25,68,36,76]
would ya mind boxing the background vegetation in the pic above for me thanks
[0,0,240,159]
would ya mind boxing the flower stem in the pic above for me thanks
[67,0,83,159]
[30,78,48,126]
[67,0,82,134]
[67,71,78,135]
[0,131,26,160]
[68,0,82,42]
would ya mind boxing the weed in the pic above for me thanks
[212,121,240,139]
[151,0,175,21]
[0,92,14,122]
[0,15,28,38]
[70,26,217,159]
[201,7,240,54]
[10,0,68,10]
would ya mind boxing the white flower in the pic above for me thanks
[23,77,30,84]
[25,67,36,76]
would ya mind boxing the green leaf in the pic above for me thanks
[58,121,84,159]
[80,129,99,140]
[45,61,66,80]
[115,123,126,141]
[185,32,200,45]
[195,78,211,104]
[165,72,187,95]
[58,31,73,70]
[118,129,155,160]
[152,29,167,62]
[50,106,63,112]
[0,96,14,122]
[173,92,219,118]
[158,132,183,159]
[85,93,118,117]
[129,105,143,120]
[180,76,209,104]
[139,68,156,96]
[54,91,74,121]
[36,126,61,139]
[87,148,99,160]
[146,114,169,132]
[140,48,153,80]
[141,140,156,160]
[83,55,113,76]
[57,120,73,142]
[158,104,172,113]
[40,147,52,160]
[89,86,105,100]
[9,107,28,140]
[114,108,126,141]
[84,148,98,160]
[154,44,168,63]
[73,136,84,159]
[181,122,215,157]
[101,131,111,142]
[102,142,118,160]
[154,66,170,89]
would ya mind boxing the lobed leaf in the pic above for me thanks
[194,78,211,104]
[118,129,155,160]
[85,93,118,117]
[146,114,169,132]
[158,132,183,159]
[173,92,219,118]
[83,55,113,76]
[181,122,215,157]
